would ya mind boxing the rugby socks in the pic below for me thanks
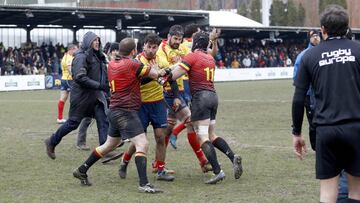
[78,148,103,173]
[187,132,208,165]
[122,151,132,164]
[212,137,235,162]
[135,152,149,187]
[155,160,165,173]
[57,100,65,119]
[172,122,186,137]
[347,199,360,203]
[201,141,221,174]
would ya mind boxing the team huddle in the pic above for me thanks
[44,24,243,193]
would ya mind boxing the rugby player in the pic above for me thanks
[164,31,243,184]
[118,33,175,181]
[156,24,212,173]
[56,44,78,124]
[73,38,165,193]
[170,24,221,149]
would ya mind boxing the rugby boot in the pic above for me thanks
[44,137,56,159]
[156,170,175,181]
[138,183,163,193]
[205,170,226,184]
[233,155,243,179]
[118,160,128,179]
[201,162,213,173]
[73,168,92,186]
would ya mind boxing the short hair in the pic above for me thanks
[67,44,77,51]
[119,38,136,56]
[307,29,319,39]
[144,33,162,46]
[109,42,119,52]
[320,5,349,37]
[192,31,209,52]
[184,23,200,38]
[168,25,184,36]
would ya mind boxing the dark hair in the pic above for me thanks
[192,31,209,52]
[169,24,184,36]
[144,33,162,45]
[184,23,199,38]
[109,42,119,52]
[307,29,319,39]
[119,38,136,56]
[320,5,349,37]
[103,42,111,54]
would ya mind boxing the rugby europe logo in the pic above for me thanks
[319,48,355,67]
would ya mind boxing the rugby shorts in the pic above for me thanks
[138,100,167,131]
[191,90,218,122]
[107,108,144,140]
[316,121,360,179]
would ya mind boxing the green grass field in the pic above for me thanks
[0,80,318,202]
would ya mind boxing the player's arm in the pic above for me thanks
[207,28,221,57]
[72,54,105,90]
[291,57,310,160]
[136,62,165,80]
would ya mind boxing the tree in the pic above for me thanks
[238,3,248,17]
[286,0,298,26]
[297,3,305,26]
[250,0,261,22]
[319,0,347,13]
[270,0,287,26]
[270,0,305,26]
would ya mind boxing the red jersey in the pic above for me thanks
[108,56,150,111]
[179,50,216,94]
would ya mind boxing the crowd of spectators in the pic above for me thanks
[0,42,66,76]
[215,38,307,69]
[0,37,308,76]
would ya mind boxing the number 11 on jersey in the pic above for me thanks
[204,67,214,81]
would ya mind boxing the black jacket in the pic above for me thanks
[69,31,109,121]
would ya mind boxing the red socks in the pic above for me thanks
[123,151,132,162]
[57,100,65,119]
[187,132,207,165]
[172,122,186,137]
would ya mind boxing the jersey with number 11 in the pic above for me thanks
[179,50,216,95]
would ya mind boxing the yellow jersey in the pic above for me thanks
[61,53,74,80]
[156,40,190,91]
[136,53,164,103]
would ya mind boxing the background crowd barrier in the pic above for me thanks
[0,67,294,91]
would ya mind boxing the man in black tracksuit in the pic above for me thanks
[44,31,121,162]
[292,5,360,202]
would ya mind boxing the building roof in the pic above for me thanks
[208,11,263,28]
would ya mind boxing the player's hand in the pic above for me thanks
[209,28,221,41]
[158,69,166,77]
[149,60,160,70]
[173,98,182,112]
[292,135,307,160]
[172,56,182,63]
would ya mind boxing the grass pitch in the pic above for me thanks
[0,80,318,202]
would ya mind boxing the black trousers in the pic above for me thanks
[304,95,316,151]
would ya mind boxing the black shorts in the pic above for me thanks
[107,108,144,140]
[191,90,218,122]
[316,122,360,179]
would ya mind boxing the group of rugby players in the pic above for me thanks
[46,23,243,193]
